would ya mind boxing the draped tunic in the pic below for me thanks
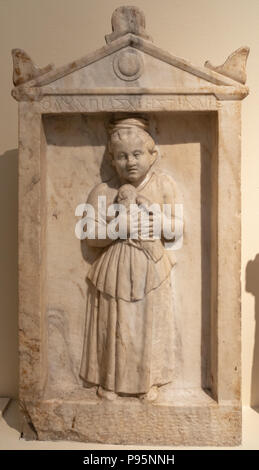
[80,171,175,394]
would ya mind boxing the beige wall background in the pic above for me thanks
[0,0,258,407]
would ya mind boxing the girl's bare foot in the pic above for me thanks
[139,385,158,402]
[97,386,118,401]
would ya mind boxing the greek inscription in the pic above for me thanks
[39,94,216,113]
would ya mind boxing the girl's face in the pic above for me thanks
[110,133,157,185]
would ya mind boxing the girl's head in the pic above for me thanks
[107,117,158,185]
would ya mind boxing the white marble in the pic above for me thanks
[12,5,249,445]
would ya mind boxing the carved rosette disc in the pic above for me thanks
[113,49,143,81]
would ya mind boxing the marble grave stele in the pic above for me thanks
[12,5,249,445]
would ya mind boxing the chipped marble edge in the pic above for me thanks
[0,398,11,418]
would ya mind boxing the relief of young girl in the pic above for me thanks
[80,116,176,402]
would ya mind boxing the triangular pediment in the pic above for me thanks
[36,46,227,95]
[12,7,249,102]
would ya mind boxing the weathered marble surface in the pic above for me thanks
[24,393,241,446]
[41,112,216,398]
[12,6,248,445]
[205,46,249,84]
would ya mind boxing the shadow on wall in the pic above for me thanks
[0,149,18,397]
[246,254,259,409]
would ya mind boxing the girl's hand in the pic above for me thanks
[136,195,152,208]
